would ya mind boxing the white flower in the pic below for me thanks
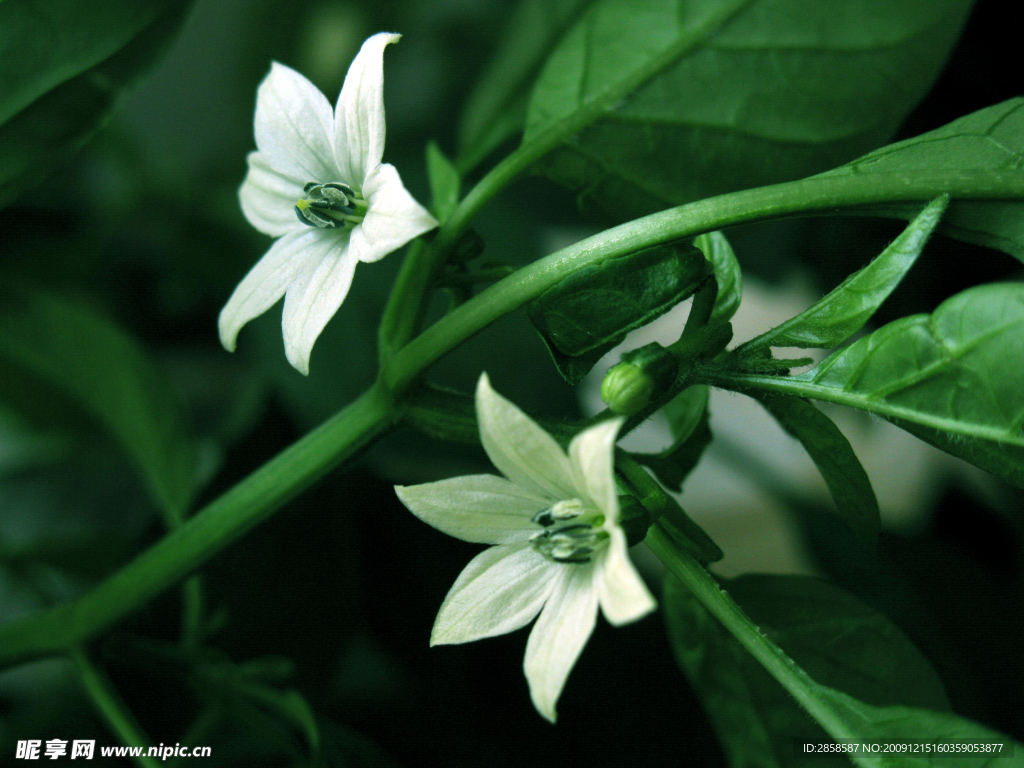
[395,374,656,722]
[219,33,437,375]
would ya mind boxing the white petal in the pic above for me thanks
[238,152,305,237]
[280,231,355,375]
[334,32,400,184]
[395,475,547,545]
[475,374,576,500]
[596,530,657,627]
[218,229,326,352]
[568,417,624,522]
[431,544,557,645]
[524,565,599,723]
[350,163,437,264]
[254,62,336,185]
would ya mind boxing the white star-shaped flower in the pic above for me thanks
[219,33,437,374]
[395,374,656,722]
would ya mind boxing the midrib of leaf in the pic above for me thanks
[711,372,1024,446]
[522,0,756,166]
[857,316,1024,400]
[842,101,1024,174]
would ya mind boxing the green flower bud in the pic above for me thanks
[600,342,678,416]
[601,362,655,415]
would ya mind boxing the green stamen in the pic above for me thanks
[295,181,367,229]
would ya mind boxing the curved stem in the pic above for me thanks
[2,169,1022,671]
[383,169,1024,392]
[378,140,546,360]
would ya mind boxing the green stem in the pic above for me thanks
[2,169,1022,671]
[382,169,1024,392]
[71,647,161,768]
[179,576,203,653]
[701,368,1024,447]
[679,270,718,341]
[646,526,872,765]
[378,140,544,361]
[0,384,398,668]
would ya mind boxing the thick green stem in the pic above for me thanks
[71,647,161,768]
[382,169,1024,392]
[2,169,1022,671]
[0,384,398,668]
[378,141,544,360]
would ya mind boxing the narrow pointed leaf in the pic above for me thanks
[523,0,972,223]
[743,196,949,352]
[426,141,460,222]
[713,283,1024,451]
[0,286,197,524]
[0,0,192,209]
[633,409,712,493]
[757,394,879,543]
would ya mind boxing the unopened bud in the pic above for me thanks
[601,362,654,415]
[600,342,678,415]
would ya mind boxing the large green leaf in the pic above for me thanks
[457,0,597,171]
[523,0,973,223]
[0,286,197,525]
[758,395,879,543]
[823,99,1024,261]
[742,196,948,352]
[528,240,706,383]
[662,570,1021,768]
[713,283,1024,451]
[0,0,191,209]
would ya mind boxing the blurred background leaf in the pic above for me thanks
[0,0,194,209]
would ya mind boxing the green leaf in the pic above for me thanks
[713,282,1024,450]
[887,418,1024,490]
[663,384,710,443]
[662,570,1022,768]
[539,338,619,386]
[823,99,1024,262]
[426,141,460,222]
[757,395,879,543]
[695,232,742,325]
[633,395,712,492]
[457,0,597,171]
[0,286,197,525]
[528,241,706,384]
[0,0,191,209]
[743,196,949,352]
[523,0,973,223]
[654,497,724,565]
[726,575,950,711]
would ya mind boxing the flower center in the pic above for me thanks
[530,498,608,564]
[294,182,368,229]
